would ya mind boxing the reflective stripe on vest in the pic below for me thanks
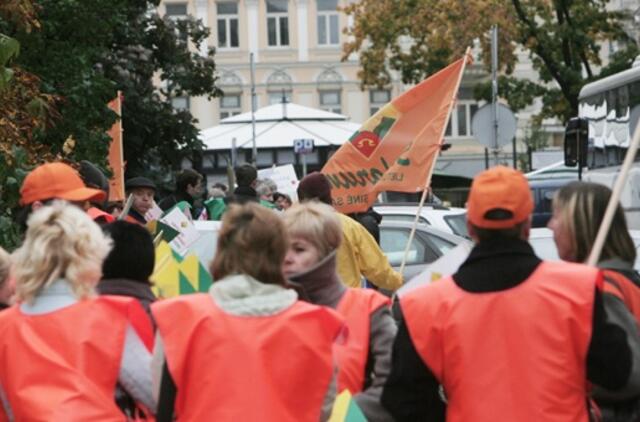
[152,293,344,422]
[0,296,152,421]
[400,261,599,422]
[335,288,390,393]
[603,269,640,322]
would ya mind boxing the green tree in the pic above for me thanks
[343,0,638,123]
[0,0,61,250]
[1,0,221,177]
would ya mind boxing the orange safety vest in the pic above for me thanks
[152,293,344,421]
[0,296,154,422]
[335,288,390,394]
[602,269,640,322]
[400,261,600,422]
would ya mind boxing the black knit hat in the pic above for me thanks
[125,176,156,192]
[297,172,332,205]
[102,221,155,282]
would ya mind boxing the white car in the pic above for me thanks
[374,204,469,238]
[379,221,472,281]
[529,228,640,270]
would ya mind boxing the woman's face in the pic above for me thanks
[283,236,322,277]
[548,206,576,262]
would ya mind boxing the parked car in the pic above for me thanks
[529,228,640,270]
[374,203,469,238]
[528,178,574,228]
[379,221,472,281]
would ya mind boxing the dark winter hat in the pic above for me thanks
[102,221,155,282]
[125,177,156,192]
[79,161,109,193]
[297,172,332,205]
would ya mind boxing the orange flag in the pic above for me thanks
[107,92,125,201]
[322,53,470,214]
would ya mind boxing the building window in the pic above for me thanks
[165,3,188,42]
[444,101,479,138]
[369,89,390,115]
[217,2,239,48]
[269,91,292,105]
[317,0,339,46]
[171,96,190,111]
[267,0,289,47]
[220,94,242,119]
[319,90,341,113]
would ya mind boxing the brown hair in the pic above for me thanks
[211,203,288,286]
[553,181,635,264]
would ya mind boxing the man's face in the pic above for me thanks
[131,187,155,214]
[187,179,204,199]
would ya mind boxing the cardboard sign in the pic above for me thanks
[258,164,300,202]
[159,207,202,256]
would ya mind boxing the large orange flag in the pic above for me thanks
[322,54,470,214]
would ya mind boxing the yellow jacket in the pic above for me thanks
[336,213,403,290]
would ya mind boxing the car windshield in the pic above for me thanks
[444,214,468,238]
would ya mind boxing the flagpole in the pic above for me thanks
[250,52,257,166]
[399,48,472,277]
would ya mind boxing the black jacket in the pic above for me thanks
[381,238,634,421]
[225,186,258,205]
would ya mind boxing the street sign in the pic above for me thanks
[471,103,517,149]
[294,138,314,154]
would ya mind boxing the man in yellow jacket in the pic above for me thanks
[297,172,403,291]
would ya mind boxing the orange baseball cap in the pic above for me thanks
[20,162,107,206]
[466,166,534,229]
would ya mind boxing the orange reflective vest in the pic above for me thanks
[401,261,600,422]
[0,296,154,421]
[602,269,640,322]
[152,293,344,421]
[335,288,390,394]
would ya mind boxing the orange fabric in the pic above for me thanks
[322,54,470,213]
[152,293,344,421]
[0,296,153,421]
[400,261,599,422]
[20,162,106,206]
[107,93,126,202]
[335,288,390,394]
[603,269,640,322]
[466,166,534,229]
[87,206,116,223]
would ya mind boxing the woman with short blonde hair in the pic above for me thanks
[282,201,396,422]
[0,201,155,419]
[13,202,111,303]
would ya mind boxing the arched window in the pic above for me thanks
[317,68,342,113]
[267,69,293,105]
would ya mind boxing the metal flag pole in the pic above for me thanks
[399,48,472,277]
[491,25,499,165]
[587,120,640,266]
[250,52,257,165]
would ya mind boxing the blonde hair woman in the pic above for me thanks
[549,181,640,421]
[283,201,396,422]
[0,201,155,420]
[152,203,343,422]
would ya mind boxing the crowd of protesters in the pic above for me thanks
[0,161,639,421]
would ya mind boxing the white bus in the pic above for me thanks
[576,62,640,228]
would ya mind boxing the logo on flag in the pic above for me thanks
[349,115,397,159]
